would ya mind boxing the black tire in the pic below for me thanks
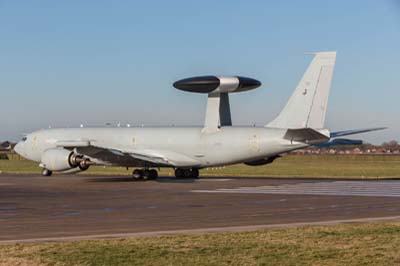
[175,168,184,178]
[132,169,143,180]
[42,169,52,177]
[183,169,192,178]
[191,168,199,178]
[142,169,150,180]
[149,169,158,180]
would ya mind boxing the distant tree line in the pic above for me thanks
[308,140,400,153]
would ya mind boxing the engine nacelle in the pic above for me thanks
[244,156,280,166]
[41,148,91,171]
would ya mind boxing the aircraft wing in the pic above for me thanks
[127,149,201,167]
[56,140,201,168]
[330,127,387,138]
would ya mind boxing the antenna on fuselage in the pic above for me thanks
[173,76,262,133]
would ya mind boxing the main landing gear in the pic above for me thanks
[131,168,200,180]
[42,168,53,177]
[132,169,158,181]
[175,168,199,179]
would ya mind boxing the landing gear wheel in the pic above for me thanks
[42,169,52,177]
[175,168,198,179]
[191,168,199,179]
[132,169,143,180]
[142,169,151,180]
[175,168,184,178]
[183,169,192,178]
[149,169,158,180]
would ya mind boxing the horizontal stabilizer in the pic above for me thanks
[284,128,330,144]
[315,138,363,148]
[330,127,387,138]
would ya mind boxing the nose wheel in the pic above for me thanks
[132,169,158,181]
[42,169,53,177]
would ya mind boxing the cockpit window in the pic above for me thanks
[21,136,27,142]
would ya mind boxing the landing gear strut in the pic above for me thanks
[42,169,53,177]
[175,168,199,179]
[132,168,158,181]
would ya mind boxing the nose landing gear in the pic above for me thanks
[42,169,53,177]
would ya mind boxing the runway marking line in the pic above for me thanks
[197,179,232,182]
[192,181,400,197]
[1,215,400,245]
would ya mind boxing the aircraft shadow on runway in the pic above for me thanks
[84,176,197,183]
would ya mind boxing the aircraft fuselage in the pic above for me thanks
[15,126,309,168]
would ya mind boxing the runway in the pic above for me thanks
[1,174,400,243]
[193,180,400,197]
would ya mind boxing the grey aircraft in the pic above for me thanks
[14,52,384,179]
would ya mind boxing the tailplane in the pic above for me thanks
[267,52,336,129]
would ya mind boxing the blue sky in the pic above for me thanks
[0,0,399,144]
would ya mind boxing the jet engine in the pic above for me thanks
[244,156,280,166]
[41,148,92,171]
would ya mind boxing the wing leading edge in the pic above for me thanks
[56,140,201,168]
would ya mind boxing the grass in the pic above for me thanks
[1,155,400,178]
[1,223,400,266]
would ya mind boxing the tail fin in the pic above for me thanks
[267,51,336,129]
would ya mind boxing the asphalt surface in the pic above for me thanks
[1,174,400,243]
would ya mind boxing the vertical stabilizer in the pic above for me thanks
[267,52,336,129]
